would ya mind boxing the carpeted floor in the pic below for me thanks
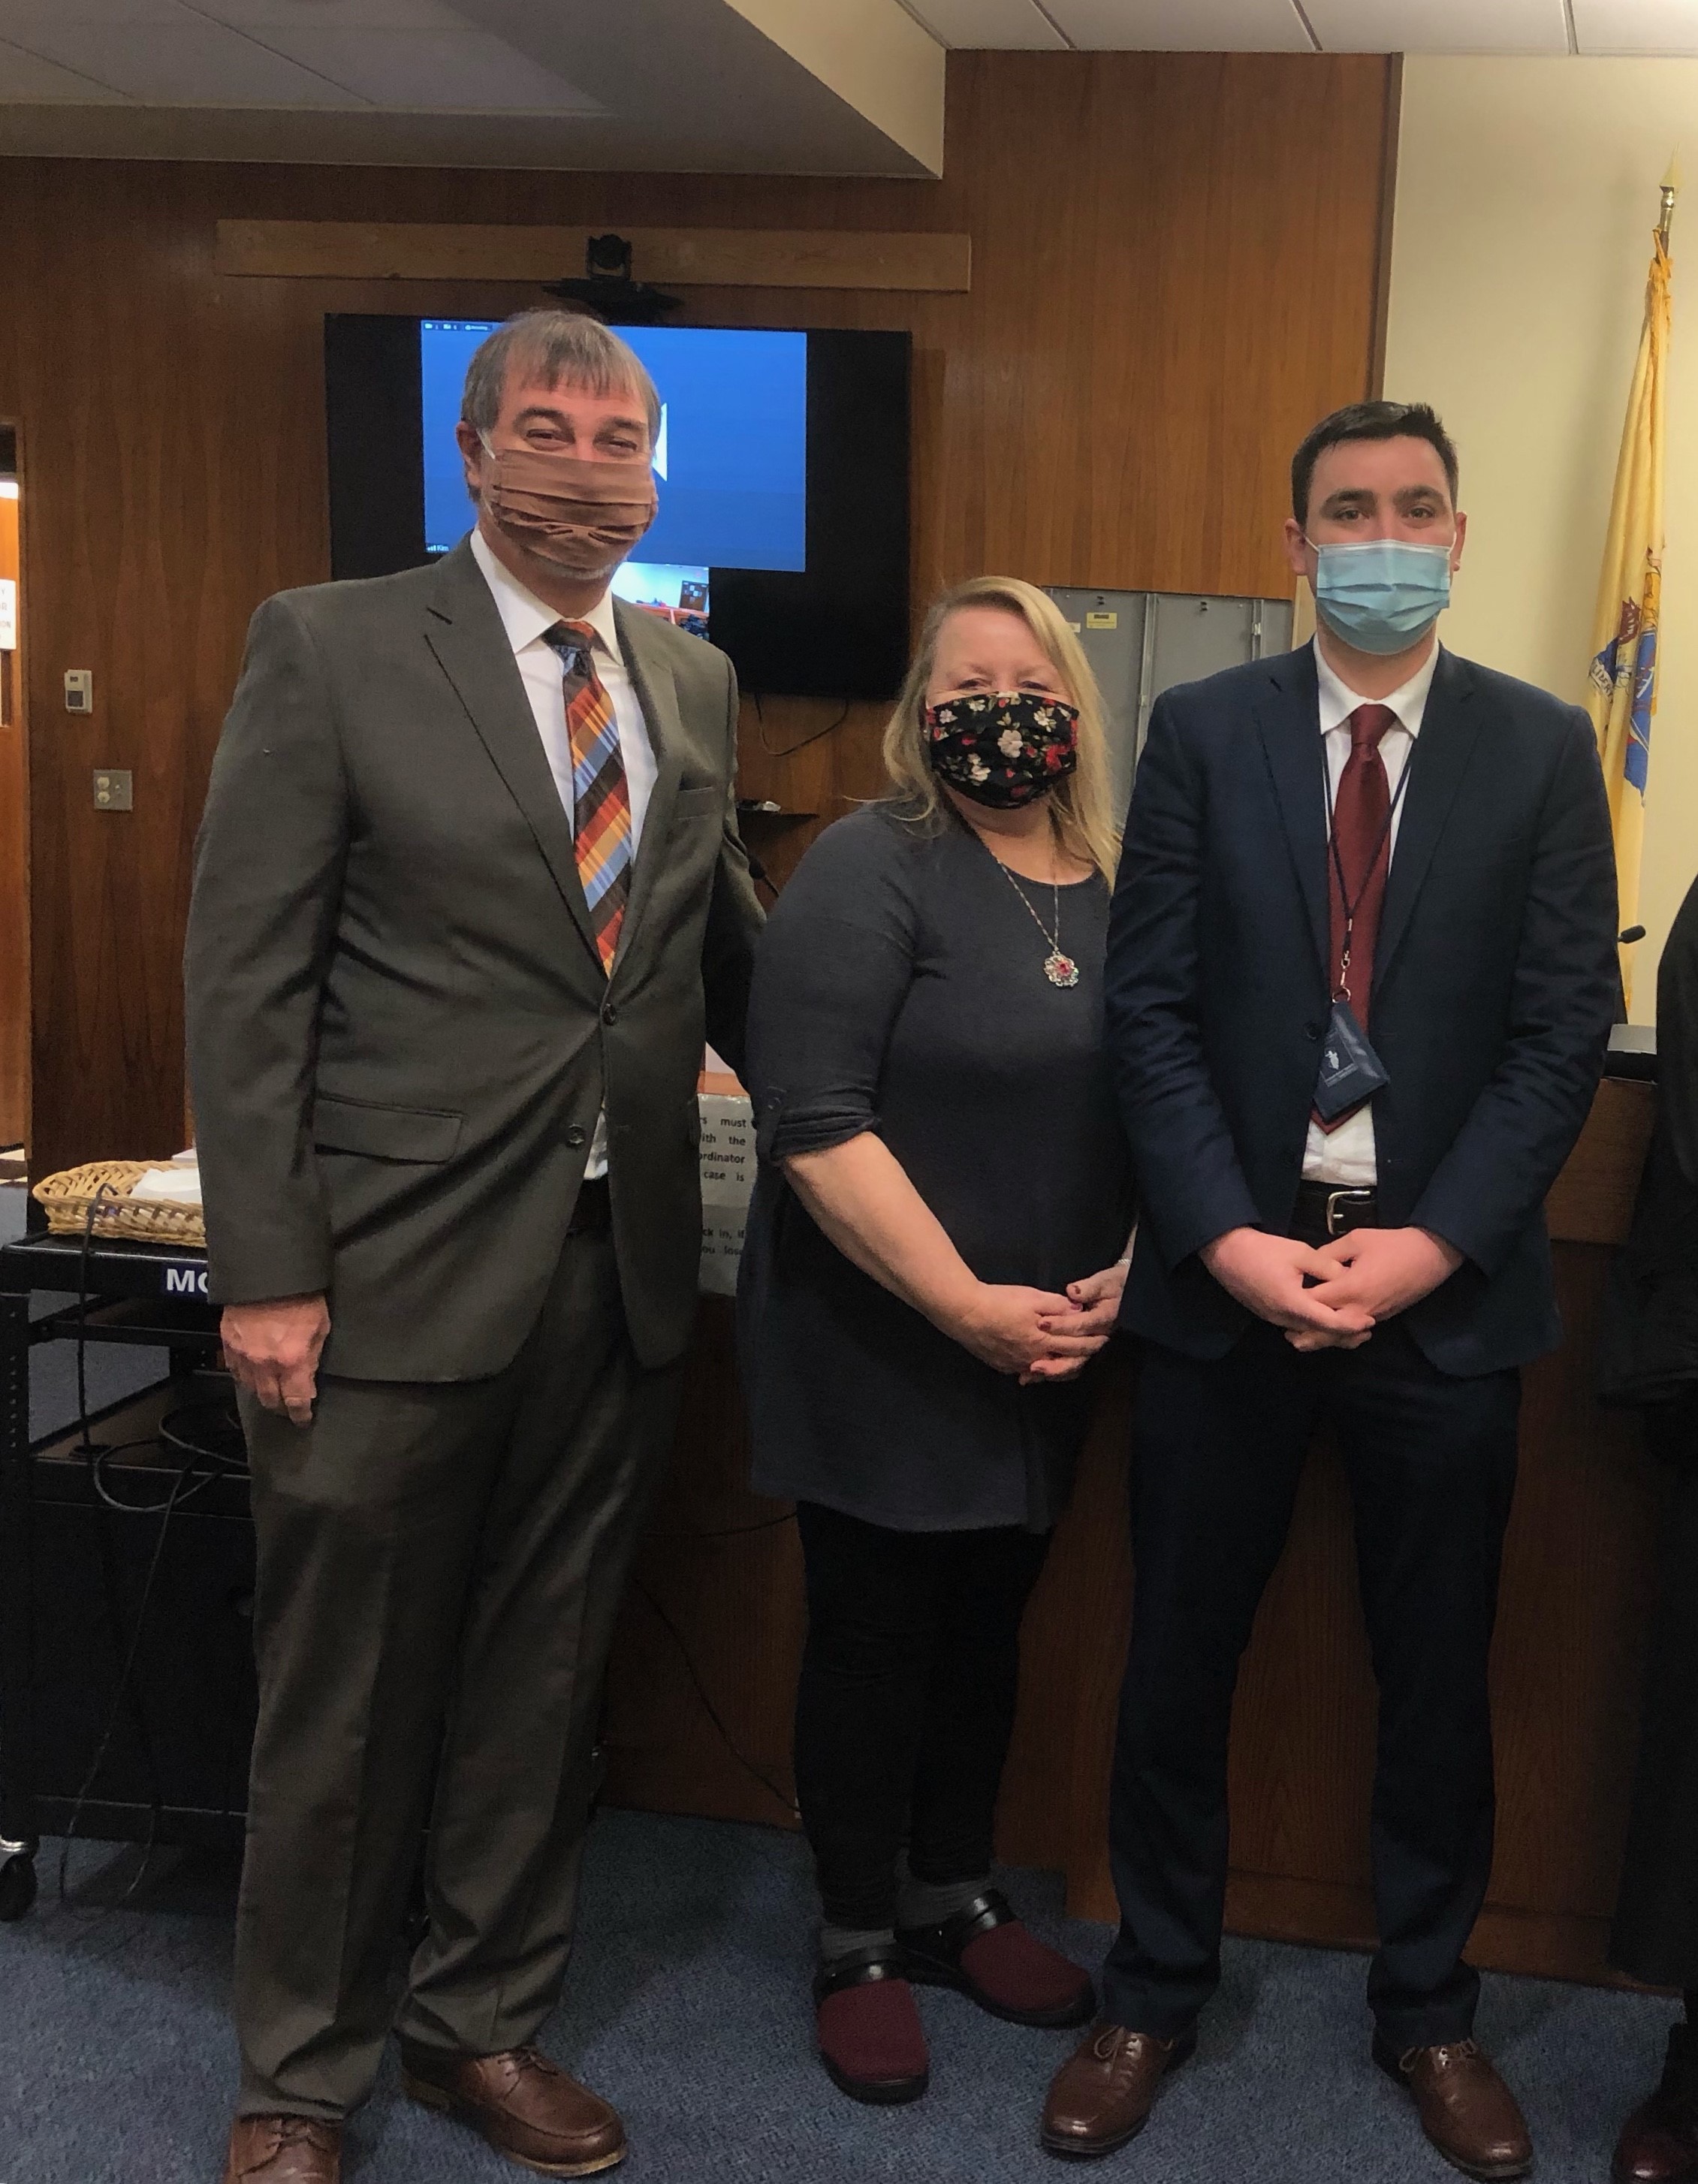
[0,1179,1673,2182]
[0,1812,1675,2184]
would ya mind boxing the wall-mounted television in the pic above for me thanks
[324,315,911,700]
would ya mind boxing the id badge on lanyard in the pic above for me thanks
[1313,996,1389,1122]
[1311,749,1410,1124]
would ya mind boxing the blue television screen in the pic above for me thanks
[421,321,808,626]
[325,315,909,698]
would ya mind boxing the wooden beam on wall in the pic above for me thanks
[215,220,973,293]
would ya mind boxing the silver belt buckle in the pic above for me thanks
[1325,1188,1356,1238]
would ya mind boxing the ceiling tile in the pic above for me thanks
[253,24,601,107]
[1045,0,1313,50]
[1304,0,1568,50]
[13,17,367,98]
[898,0,1068,44]
[1572,0,1698,53]
[0,32,131,90]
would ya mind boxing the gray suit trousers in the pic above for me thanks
[233,1229,683,2119]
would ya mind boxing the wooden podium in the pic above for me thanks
[601,1078,1659,1985]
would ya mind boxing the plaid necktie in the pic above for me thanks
[544,620,632,973]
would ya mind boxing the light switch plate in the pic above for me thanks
[93,768,131,811]
[65,668,92,713]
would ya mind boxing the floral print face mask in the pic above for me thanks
[921,689,1081,809]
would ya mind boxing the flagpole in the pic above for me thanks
[1584,167,1675,1011]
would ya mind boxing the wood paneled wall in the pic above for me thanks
[0,47,1394,1181]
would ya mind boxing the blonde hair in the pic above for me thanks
[881,576,1120,883]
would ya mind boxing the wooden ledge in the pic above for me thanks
[215,221,972,293]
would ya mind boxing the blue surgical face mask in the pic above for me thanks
[1306,536,1455,656]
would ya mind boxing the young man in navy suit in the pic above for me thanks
[1041,403,1618,2177]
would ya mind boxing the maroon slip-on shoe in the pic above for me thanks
[813,1947,930,2104]
[899,1887,1096,2029]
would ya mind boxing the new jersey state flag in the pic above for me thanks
[1585,225,1672,1010]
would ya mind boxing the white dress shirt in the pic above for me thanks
[1301,638,1442,1189]
[469,526,659,1180]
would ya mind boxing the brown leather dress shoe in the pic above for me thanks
[1373,2035,1534,2181]
[1040,2020,1196,2158]
[1613,2024,1698,2184]
[400,2044,626,2176]
[222,2116,342,2184]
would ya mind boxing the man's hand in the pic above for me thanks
[1201,1227,1376,1347]
[1024,1259,1129,1385]
[222,1295,331,1426]
[1288,1227,1462,1351]
[945,1283,1096,1379]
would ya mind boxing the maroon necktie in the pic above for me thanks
[1327,701,1397,1020]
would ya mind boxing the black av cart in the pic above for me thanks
[0,1230,252,1920]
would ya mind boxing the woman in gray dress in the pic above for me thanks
[737,577,1133,2105]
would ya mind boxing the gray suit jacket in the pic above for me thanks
[184,538,764,1380]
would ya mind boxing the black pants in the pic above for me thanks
[234,1229,683,2120]
[793,1501,1051,1932]
[1610,1396,1698,1986]
[1103,1321,1519,2051]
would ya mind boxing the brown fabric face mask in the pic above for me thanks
[479,442,658,578]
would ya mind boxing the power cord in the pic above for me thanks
[86,1398,246,1516]
[645,1513,796,1542]
[58,1453,197,1915]
[753,691,852,760]
[631,1575,798,1821]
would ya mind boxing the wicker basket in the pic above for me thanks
[32,1160,207,1249]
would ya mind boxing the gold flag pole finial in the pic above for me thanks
[1660,152,1681,243]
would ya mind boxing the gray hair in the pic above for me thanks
[459,309,661,440]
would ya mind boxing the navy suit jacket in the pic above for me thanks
[1106,644,1620,1377]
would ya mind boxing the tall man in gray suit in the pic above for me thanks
[185,312,763,2184]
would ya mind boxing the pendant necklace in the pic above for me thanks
[991,832,1080,988]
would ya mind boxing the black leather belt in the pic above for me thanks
[1291,1182,1379,1244]
[566,1175,612,1235]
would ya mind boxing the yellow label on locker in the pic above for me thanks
[1085,610,1118,629]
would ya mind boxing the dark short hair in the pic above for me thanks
[1291,400,1459,525]
[460,309,660,440]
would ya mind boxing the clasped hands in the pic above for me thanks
[947,1259,1127,1386]
[1200,1224,1463,1352]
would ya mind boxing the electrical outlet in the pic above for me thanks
[64,668,93,713]
[93,768,131,811]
